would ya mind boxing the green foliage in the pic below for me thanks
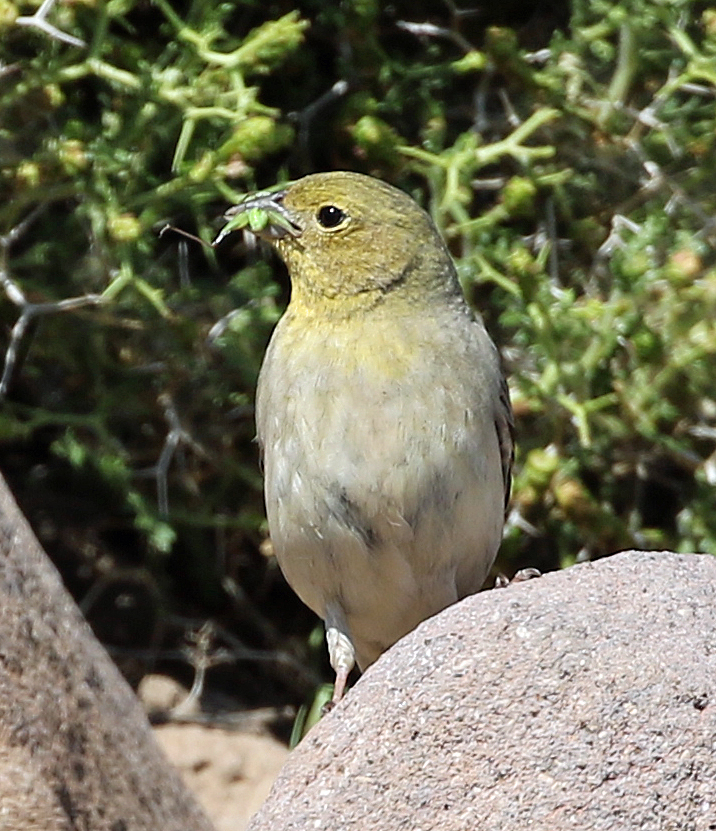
[1,0,715,703]
[0,0,301,620]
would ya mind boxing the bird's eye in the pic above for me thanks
[316,205,347,229]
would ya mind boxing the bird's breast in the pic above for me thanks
[256,307,501,536]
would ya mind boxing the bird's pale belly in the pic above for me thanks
[261,374,504,669]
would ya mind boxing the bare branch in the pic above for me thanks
[0,210,102,399]
[135,393,209,516]
[15,0,86,48]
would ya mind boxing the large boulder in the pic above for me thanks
[0,473,216,831]
[249,551,716,831]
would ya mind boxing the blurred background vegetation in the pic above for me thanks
[1,0,715,723]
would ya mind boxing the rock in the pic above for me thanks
[0,472,216,831]
[248,551,716,831]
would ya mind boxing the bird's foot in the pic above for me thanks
[494,567,542,588]
[319,663,351,716]
[324,625,356,711]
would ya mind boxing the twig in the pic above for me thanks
[134,392,208,516]
[290,79,349,166]
[396,20,473,54]
[595,214,642,259]
[498,88,521,129]
[0,211,102,399]
[16,0,86,48]
[171,622,233,716]
[544,197,560,286]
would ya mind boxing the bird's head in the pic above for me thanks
[223,171,460,313]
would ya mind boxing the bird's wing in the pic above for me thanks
[495,370,514,513]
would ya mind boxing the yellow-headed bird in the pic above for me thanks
[235,171,513,704]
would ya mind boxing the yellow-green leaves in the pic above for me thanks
[219,116,295,164]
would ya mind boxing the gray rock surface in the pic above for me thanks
[248,551,716,831]
[0,472,216,831]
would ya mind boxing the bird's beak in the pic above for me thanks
[215,188,303,246]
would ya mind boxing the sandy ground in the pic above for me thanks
[139,675,290,831]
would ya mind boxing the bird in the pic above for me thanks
[233,171,513,704]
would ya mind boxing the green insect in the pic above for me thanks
[213,184,301,245]
[161,181,301,249]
